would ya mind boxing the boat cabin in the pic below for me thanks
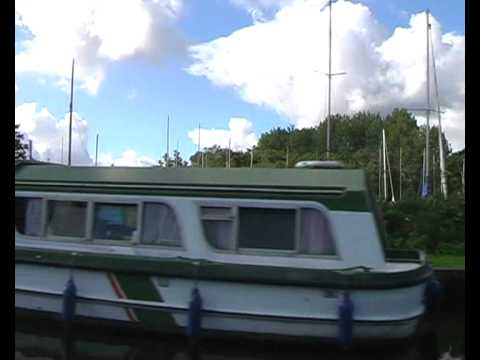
[15,161,387,270]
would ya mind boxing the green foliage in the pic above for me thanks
[15,124,27,160]
[381,195,464,254]
[159,150,189,167]
[185,109,464,199]
[445,149,465,197]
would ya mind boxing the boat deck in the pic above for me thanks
[384,262,423,272]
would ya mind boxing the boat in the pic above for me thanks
[15,160,438,344]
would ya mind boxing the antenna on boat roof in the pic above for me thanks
[68,58,75,167]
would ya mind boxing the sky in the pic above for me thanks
[14,0,465,166]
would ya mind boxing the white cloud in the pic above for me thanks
[127,88,138,100]
[15,0,185,95]
[98,150,157,167]
[188,0,464,150]
[188,117,258,152]
[15,81,19,93]
[15,102,92,165]
[230,0,295,22]
[15,102,158,166]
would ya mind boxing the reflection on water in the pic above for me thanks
[15,288,464,360]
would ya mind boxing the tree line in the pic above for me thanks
[16,109,464,199]
[188,109,464,199]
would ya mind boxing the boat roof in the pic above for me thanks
[15,161,367,192]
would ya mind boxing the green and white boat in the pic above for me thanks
[15,160,436,343]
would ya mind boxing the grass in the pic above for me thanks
[427,254,465,268]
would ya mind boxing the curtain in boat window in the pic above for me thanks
[142,203,181,246]
[238,208,295,250]
[299,208,336,255]
[201,207,234,250]
[94,203,137,241]
[47,200,87,238]
[15,197,42,236]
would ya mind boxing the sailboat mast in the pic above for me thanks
[198,123,201,167]
[378,145,382,200]
[228,137,231,168]
[399,147,402,201]
[385,134,396,202]
[425,10,431,196]
[422,149,426,195]
[166,115,170,166]
[430,24,448,198]
[286,145,289,168]
[68,59,75,167]
[95,134,99,167]
[326,0,332,160]
[175,140,179,168]
[382,129,387,200]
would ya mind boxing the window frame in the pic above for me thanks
[91,200,141,245]
[45,199,90,241]
[15,192,185,250]
[237,205,298,255]
[198,199,341,259]
[200,205,236,252]
[140,201,184,248]
[15,195,46,238]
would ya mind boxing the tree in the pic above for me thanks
[15,124,27,160]
[445,149,464,197]
[159,150,189,168]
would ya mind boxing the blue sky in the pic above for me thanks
[15,0,465,166]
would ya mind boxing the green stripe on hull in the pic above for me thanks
[113,273,179,330]
[114,273,161,302]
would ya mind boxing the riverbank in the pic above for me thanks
[429,255,465,268]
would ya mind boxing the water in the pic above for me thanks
[15,301,464,360]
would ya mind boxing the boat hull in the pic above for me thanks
[15,262,426,341]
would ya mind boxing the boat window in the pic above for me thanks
[238,208,295,250]
[94,203,138,241]
[299,208,336,255]
[142,203,181,246]
[15,197,42,236]
[47,200,87,238]
[201,207,235,250]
